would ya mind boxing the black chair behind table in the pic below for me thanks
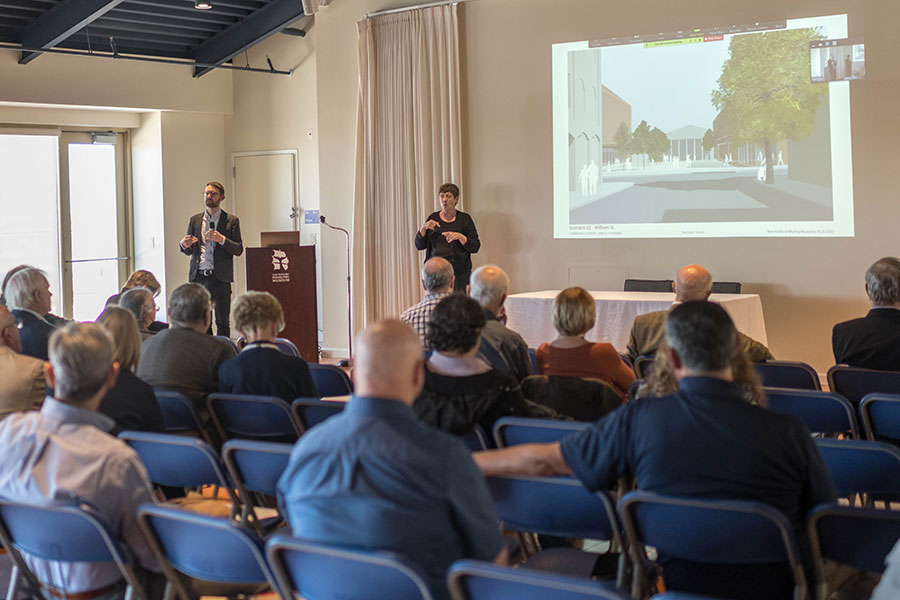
[221,439,293,531]
[814,438,900,504]
[808,503,900,600]
[762,388,859,439]
[826,365,900,408]
[754,361,821,391]
[520,375,622,422]
[710,281,742,294]
[0,500,149,600]
[624,279,673,293]
[308,363,354,397]
[154,390,214,445]
[291,397,346,433]
[633,355,655,379]
[860,392,900,444]
[618,491,808,600]
[207,393,301,443]
[137,503,278,600]
[492,416,589,448]
[447,559,631,600]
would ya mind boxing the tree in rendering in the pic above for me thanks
[612,121,632,162]
[702,128,715,160]
[711,28,826,183]
[649,127,670,162]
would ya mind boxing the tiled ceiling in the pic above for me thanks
[0,0,306,76]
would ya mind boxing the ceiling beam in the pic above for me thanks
[190,0,304,78]
[17,0,126,64]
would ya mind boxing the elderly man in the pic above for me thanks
[0,322,162,598]
[119,287,157,340]
[4,267,56,360]
[627,264,773,362]
[400,257,455,348]
[470,265,530,381]
[137,283,235,406]
[476,301,834,599]
[0,306,45,420]
[832,257,900,370]
[277,320,504,598]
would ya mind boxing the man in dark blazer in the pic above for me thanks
[4,267,56,360]
[179,181,243,337]
[833,257,900,371]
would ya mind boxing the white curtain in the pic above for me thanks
[352,4,463,335]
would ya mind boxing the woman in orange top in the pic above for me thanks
[536,287,635,398]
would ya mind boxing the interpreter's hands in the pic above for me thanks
[442,231,467,245]
[181,235,199,248]
[419,219,441,236]
[203,229,224,244]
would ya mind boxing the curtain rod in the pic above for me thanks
[365,0,468,19]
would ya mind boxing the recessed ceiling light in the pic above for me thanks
[194,1,212,9]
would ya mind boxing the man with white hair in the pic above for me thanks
[626,264,773,362]
[400,257,455,348]
[0,306,45,420]
[833,257,900,370]
[5,267,56,360]
[0,322,162,598]
[278,320,504,599]
[470,265,531,381]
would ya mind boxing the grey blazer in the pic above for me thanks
[181,210,243,283]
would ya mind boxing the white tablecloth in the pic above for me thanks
[504,291,768,353]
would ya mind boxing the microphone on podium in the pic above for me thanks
[319,214,353,367]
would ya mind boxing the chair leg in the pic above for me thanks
[5,565,19,600]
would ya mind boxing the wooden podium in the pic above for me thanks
[245,244,318,363]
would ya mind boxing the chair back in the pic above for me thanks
[291,397,346,432]
[710,281,741,294]
[447,559,629,600]
[460,425,489,451]
[754,361,821,390]
[827,365,900,407]
[814,439,900,500]
[520,375,622,422]
[118,431,238,505]
[763,388,859,438]
[492,416,589,448]
[0,500,146,599]
[266,535,434,600]
[619,491,806,599]
[309,364,354,397]
[154,390,206,436]
[486,476,620,543]
[274,337,301,357]
[808,503,900,578]
[207,393,300,442]
[222,439,293,498]
[527,348,538,373]
[860,393,900,443]
[215,335,240,354]
[137,503,277,598]
[624,279,673,292]
[633,355,655,379]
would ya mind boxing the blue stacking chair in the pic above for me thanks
[814,439,900,504]
[274,337,301,357]
[827,365,900,407]
[860,393,900,443]
[266,535,435,600]
[154,390,212,444]
[207,393,301,442]
[0,500,148,600]
[215,335,239,354]
[308,363,354,397]
[528,348,539,373]
[650,594,730,599]
[461,424,489,451]
[618,491,808,600]
[291,397,346,432]
[754,361,821,390]
[492,416,589,448]
[633,355,655,379]
[222,439,293,529]
[119,431,240,513]
[808,503,900,600]
[486,476,625,585]
[763,388,859,438]
[137,503,278,600]
[447,559,630,600]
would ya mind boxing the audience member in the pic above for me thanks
[118,287,157,340]
[108,269,168,332]
[277,320,504,598]
[832,257,900,370]
[413,294,532,435]
[400,257,454,348]
[218,291,317,401]
[5,267,57,360]
[137,283,235,407]
[470,265,531,381]
[0,322,163,598]
[1,264,68,327]
[97,306,165,435]
[475,301,835,600]
[0,306,45,420]
[536,287,634,398]
[627,264,773,363]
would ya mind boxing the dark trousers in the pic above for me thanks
[453,270,471,293]
[194,273,232,338]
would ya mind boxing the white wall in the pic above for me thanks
[131,112,167,310]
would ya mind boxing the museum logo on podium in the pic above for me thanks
[272,249,290,283]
